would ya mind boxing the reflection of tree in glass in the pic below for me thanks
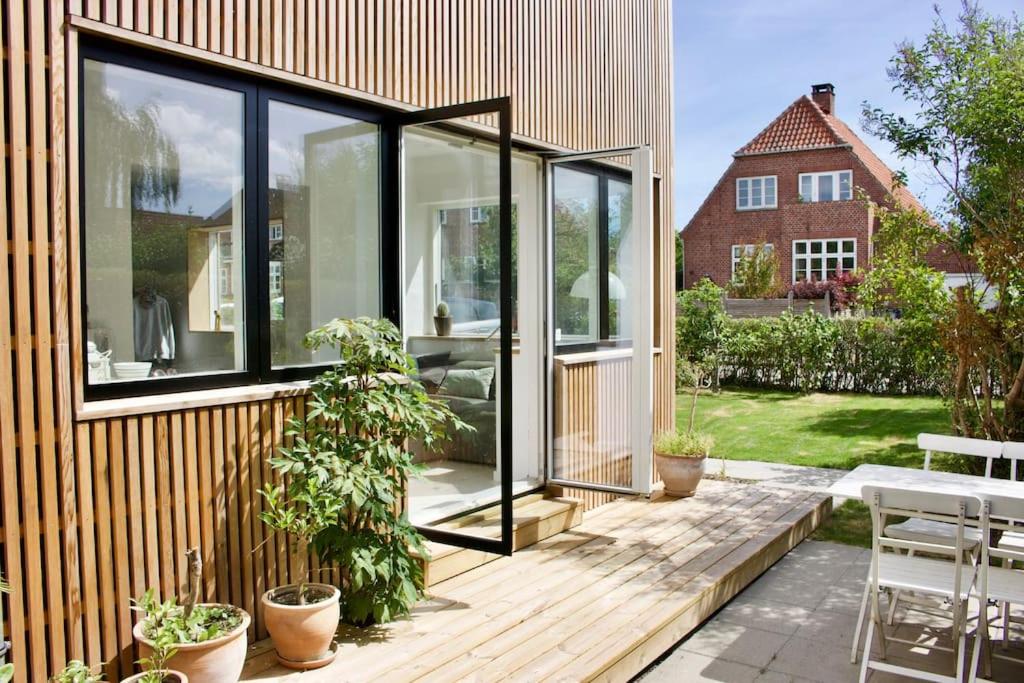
[440,205,518,320]
[607,185,632,338]
[86,70,181,211]
[554,198,597,336]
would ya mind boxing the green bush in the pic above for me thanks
[677,310,947,395]
[654,431,714,457]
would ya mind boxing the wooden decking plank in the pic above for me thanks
[414,489,809,682]
[516,492,819,682]
[557,494,829,682]
[242,485,829,683]
[268,484,761,680]
[355,487,777,680]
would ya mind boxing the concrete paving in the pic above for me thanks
[636,540,1024,682]
[704,458,848,495]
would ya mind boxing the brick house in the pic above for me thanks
[681,83,964,289]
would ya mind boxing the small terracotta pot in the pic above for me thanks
[655,452,707,497]
[133,606,250,683]
[433,315,453,336]
[262,583,340,670]
[120,670,189,683]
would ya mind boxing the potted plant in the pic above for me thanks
[265,317,467,628]
[122,628,188,683]
[132,549,249,683]
[433,301,453,336]
[655,359,713,497]
[49,660,104,683]
[654,431,714,497]
[257,486,342,670]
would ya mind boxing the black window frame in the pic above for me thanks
[79,40,400,401]
[551,160,632,355]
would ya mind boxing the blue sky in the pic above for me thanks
[672,0,1021,231]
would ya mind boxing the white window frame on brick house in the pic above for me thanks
[798,170,852,202]
[792,238,856,282]
[736,175,777,210]
[731,243,775,277]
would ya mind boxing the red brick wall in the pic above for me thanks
[682,147,918,288]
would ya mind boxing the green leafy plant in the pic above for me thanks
[136,627,179,683]
[132,589,243,645]
[49,660,103,683]
[654,431,714,458]
[435,301,450,318]
[728,243,782,299]
[676,278,728,392]
[264,317,467,626]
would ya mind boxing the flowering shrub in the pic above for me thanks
[789,270,864,312]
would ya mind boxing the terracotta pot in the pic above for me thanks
[433,315,453,336]
[655,452,707,497]
[133,606,250,683]
[121,670,189,683]
[262,583,340,670]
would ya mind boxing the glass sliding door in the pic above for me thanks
[398,99,520,554]
[547,148,654,495]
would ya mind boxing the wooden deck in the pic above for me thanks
[240,480,830,682]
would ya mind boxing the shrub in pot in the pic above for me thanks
[121,628,188,683]
[654,431,714,498]
[258,486,342,670]
[0,574,10,683]
[132,550,249,683]
[264,317,467,628]
[50,660,104,683]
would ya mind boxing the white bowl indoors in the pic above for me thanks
[113,361,152,380]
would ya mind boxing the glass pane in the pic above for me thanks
[268,101,380,368]
[607,178,633,342]
[737,179,749,207]
[826,240,838,254]
[843,239,856,253]
[810,241,823,254]
[795,241,807,255]
[83,60,245,385]
[826,257,839,274]
[843,256,856,270]
[764,177,776,205]
[553,166,600,346]
[818,174,834,201]
[839,171,852,200]
[800,176,813,202]
[402,123,542,538]
[751,178,762,207]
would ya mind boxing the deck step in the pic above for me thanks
[415,493,583,586]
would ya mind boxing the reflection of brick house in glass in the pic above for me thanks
[681,83,967,289]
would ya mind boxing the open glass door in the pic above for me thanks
[546,148,654,495]
[398,99,516,554]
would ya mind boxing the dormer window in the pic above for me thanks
[799,170,852,202]
[736,175,777,210]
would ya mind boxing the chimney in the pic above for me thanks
[811,83,835,115]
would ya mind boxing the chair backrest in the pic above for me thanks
[1002,441,1024,481]
[976,494,1024,599]
[863,485,980,609]
[917,433,1002,476]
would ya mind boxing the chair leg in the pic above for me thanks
[1002,600,1010,650]
[851,577,871,664]
[859,617,875,683]
[887,548,913,626]
[956,600,970,683]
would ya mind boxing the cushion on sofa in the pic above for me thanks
[439,366,495,400]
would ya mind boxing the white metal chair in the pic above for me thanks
[969,493,1024,682]
[853,485,980,683]
[991,442,1024,646]
[882,434,997,625]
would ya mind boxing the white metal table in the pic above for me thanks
[828,464,1024,500]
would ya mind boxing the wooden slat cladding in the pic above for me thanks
[0,2,674,680]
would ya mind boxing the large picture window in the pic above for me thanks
[81,46,385,398]
[552,164,632,351]
[792,238,856,282]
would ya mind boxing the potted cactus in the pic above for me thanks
[433,301,453,336]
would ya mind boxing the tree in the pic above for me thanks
[862,2,1024,441]
[728,242,782,299]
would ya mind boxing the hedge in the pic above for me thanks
[678,311,948,395]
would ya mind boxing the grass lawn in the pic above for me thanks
[676,387,950,471]
[676,387,949,548]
